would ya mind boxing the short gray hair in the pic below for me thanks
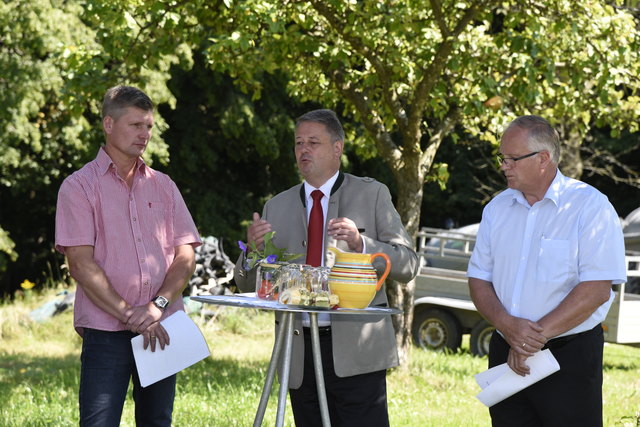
[102,85,153,120]
[295,109,345,143]
[506,115,561,164]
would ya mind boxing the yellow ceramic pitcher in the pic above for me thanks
[327,247,391,309]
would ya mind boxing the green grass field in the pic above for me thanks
[1,288,639,426]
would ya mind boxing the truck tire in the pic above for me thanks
[470,320,494,357]
[412,308,462,351]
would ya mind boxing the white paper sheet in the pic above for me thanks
[474,349,560,407]
[131,310,210,387]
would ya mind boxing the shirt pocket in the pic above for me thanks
[147,201,169,212]
[145,201,173,245]
[537,238,570,284]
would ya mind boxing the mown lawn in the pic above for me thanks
[1,288,639,426]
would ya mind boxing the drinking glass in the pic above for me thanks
[256,263,284,300]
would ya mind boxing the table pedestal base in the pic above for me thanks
[190,295,400,427]
[253,312,330,427]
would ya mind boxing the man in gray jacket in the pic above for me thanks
[234,109,418,427]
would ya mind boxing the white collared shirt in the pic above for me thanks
[467,170,627,337]
[301,171,366,327]
[303,171,339,258]
[302,173,339,327]
[303,171,367,258]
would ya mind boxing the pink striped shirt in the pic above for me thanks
[55,148,201,335]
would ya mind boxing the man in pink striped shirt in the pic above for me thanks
[55,85,201,426]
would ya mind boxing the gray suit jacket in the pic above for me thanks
[234,172,418,388]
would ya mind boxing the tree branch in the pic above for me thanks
[420,107,460,174]
[329,67,403,170]
[121,0,193,66]
[408,0,499,141]
[429,0,451,37]
[308,0,409,133]
[582,146,640,188]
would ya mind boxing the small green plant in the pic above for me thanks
[238,231,302,270]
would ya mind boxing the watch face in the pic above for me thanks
[154,296,168,308]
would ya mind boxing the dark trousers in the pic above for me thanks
[79,328,176,427]
[289,329,390,427]
[488,325,604,427]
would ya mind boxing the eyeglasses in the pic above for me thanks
[496,151,539,167]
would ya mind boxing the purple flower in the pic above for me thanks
[265,254,277,264]
[238,240,247,253]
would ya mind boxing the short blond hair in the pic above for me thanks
[102,85,153,120]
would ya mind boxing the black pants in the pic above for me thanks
[488,325,604,427]
[289,329,389,427]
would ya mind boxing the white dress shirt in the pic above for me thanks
[301,171,367,327]
[303,172,340,263]
[467,170,627,338]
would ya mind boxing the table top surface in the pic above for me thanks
[191,294,402,315]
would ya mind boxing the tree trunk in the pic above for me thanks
[387,278,416,368]
[558,125,584,179]
[386,155,424,367]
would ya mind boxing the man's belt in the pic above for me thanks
[544,324,601,349]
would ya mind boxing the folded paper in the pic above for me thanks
[131,310,210,387]
[475,348,560,407]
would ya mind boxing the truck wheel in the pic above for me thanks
[412,308,462,351]
[470,320,494,357]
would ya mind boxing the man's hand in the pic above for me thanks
[125,302,163,335]
[501,317,547,356]
[143,322,170,352]
[327,217,362,252]
[507,347,531,376]
[247,212,272,250]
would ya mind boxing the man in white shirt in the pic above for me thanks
[467,115,626,426]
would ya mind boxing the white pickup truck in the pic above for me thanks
[412,226,640,356]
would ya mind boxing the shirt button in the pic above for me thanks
[137,238,141,243]
[144,281,149,286]
[141,259,145,263]
[133,217,137,221]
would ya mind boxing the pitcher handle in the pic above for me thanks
[369,252,391,291]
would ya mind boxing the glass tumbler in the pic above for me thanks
[255,262,283,300]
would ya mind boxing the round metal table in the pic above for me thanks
[191,294,401,427]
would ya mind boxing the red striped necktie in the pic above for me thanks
[306,190,324,267]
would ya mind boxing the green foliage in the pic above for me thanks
[240,231,303,270]
[0,0,96,296]
[477,2,640,179]
[0,0,94,190]
[425,163,451,192]
[0,228,18,275]
[0,0,185,296]
[199,0,640,217]
[156,57,312,258]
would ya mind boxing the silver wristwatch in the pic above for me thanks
[152,295,169,311]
